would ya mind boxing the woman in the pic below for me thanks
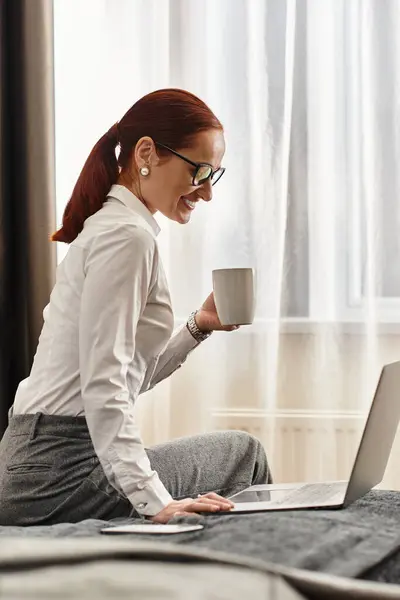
[0,89,270,525]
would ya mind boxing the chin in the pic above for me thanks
[174,207,192,224]
[171,197,194,224]
[176,213,191,224]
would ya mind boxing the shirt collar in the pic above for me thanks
[106,184,161,237]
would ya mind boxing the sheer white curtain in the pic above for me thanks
[54,0,400,486]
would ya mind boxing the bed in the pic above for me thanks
[1,490,400,599]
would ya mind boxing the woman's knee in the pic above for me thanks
[224,430,270,483]
[188,430,271,484]
[224,429,264,452]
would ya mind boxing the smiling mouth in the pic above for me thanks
[182,197,197,210]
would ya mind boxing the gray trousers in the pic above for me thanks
[0,413,271,526]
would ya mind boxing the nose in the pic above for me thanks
[200,179,213,202]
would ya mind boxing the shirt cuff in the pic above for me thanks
[128,474,173,517]
[174,323,201,355]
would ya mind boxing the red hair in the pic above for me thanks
[52,88,223,243]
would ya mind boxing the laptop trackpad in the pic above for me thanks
[230,489,291,503]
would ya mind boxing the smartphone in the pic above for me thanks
[101,523,204,535]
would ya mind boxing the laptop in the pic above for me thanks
[226,361,400,514]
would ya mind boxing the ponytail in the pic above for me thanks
[51,123,119,243]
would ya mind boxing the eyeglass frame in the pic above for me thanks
[155,142,225,186]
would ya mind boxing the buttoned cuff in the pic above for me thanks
[128,476,173,517]
[175,323,202,353]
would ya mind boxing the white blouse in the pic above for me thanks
[12,184,200,516]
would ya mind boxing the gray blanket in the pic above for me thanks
[0,490,400,580]
[2,490,400,598]
[0,529,396,599]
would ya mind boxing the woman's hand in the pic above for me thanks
[150,492,235,524]
[195,292,239,333]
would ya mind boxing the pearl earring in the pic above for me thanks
[140,166,150,177]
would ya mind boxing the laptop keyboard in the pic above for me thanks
[274,482,347,506]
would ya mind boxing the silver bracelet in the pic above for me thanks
[186,311,212,343]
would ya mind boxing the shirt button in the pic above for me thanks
[137,502,147,509]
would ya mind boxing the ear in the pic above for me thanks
[134,136,159,169]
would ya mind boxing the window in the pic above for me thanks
[54,0,400,325]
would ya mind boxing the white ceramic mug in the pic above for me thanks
[212,268,256,326]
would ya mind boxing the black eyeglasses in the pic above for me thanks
[155,142,225,186]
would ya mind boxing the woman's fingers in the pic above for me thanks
[198,492,235,508]
[195,498,232,511]
[199,492,235,507]
[152,494,235,523]
[190,502,220,513]
[185,499,232,513]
